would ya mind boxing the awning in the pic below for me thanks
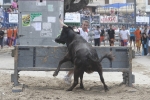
[101,3,131,8]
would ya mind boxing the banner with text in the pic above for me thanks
[64,13,80,23]
[136,16,149,23]
[100,16,118,23]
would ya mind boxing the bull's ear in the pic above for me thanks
[62,26,73,31]
[62,26,69,32]
[63,26,68,29]
[68,26,73,30]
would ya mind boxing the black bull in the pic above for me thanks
[53,26,113,91]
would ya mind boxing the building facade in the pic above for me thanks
[87,0,150,26]
[87,0,146,15]
[0,0,14,7]
[145,0,150,14]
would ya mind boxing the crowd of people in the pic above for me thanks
[0,0,18,49]
[63,21,150,84]
[91,24,150,56]
[0,0,18,28]
[66,22,150,57]
[0,26,18,49]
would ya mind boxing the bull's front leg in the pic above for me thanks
[53,53,71,77]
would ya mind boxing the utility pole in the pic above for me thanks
[134,0,136,26]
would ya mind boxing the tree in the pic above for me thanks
[64,0,90,13]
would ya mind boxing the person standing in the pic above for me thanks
[129,25,136,48]
[0,28,5,49]
[2,27,7,46]
[134,26,141,53]
[7,27,13,47]
[100,26,105,46]
[11,0,18,10]
[107,24,115,46]
[141,33,148,55]
[147,31,150,56]
[110,8,115,16]
[94,26,101,46]
[141,25,149,55]
[78,20,89,42]
[0,5,3,21]
[119,26,130,46]
[12,26,18,46]
[115,9,118,15]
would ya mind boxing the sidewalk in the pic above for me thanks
[133,56,150,69]
[0,46,14,53]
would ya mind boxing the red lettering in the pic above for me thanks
[100,16,117,23]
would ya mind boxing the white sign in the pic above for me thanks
[136,16,149,23]
[64,13,80,23]
[47,17,56,23]
[40,22,52,37]
[100,16,118,23]
[9,14,18,23]
[43,22,51,30]
[31,22,41,31]
[40,30,52,37]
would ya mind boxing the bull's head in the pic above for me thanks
[55,18,74,44]
[55,26,73,44]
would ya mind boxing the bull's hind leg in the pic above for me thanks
[80,71,84,89]
[53,53,71,77]
[97,65,108,92]
[67,68,80,91]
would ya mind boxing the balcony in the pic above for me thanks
[93,2,146,14]
[96,4,135,14]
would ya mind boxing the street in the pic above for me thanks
[0,47,150,99]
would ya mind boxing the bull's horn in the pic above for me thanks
[59,19,68,27]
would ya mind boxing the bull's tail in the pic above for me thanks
[99,53,114,62]
[87,53,114,63]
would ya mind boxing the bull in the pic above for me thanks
[53,25,113,91]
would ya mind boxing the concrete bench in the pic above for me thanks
[11,46,134,92]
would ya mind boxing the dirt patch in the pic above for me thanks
[0,50,150,100]
[0,70,150,100]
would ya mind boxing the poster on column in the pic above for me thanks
[48,5,54,12]
[31,13,42,21]
[22,14,30,27]
[9,14,18,23]
[31,22,41,31]
[40,22,52,37]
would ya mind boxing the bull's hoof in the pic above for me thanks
[66,89,72,91]
[105,89,109,92]
[53,71,58,77]
[80,85,85,90]
[66,88,72,91]
[104,86,109,92]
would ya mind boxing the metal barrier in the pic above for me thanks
[11,46,134,92]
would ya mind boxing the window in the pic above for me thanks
[126,0,134,3]
[112,0,123,3]
[105,0,109,4]
[148,0,150,5]
[3,0,18,4]
[3,0,11,4]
